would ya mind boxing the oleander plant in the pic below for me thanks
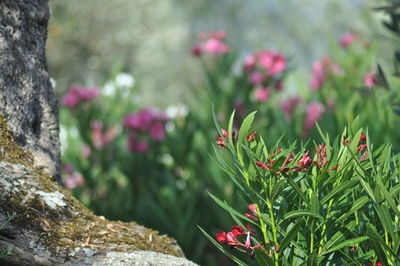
[202,111,400,265]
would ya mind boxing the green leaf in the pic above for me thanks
[209,192,259,226]
[279,219,303,252]
[254,248,275,266]
[323,236,368,254]
[198,226,247,266]
[282,210,323,222]
[321,180,357,205]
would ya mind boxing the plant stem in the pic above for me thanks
[267,199,279,265]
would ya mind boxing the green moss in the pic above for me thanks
[0,117,184,259]
[0,116,34,167]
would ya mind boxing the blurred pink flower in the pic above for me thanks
[149,122,166,141]
[63,164,74,175]
[249,71,265,84]
[191,44,202,56]
[61,85,100,108]
[305,102,325,130]
[203,38,229,55]
[81,144,92,158]
[363,71,377,88]
[77,87,100,100]
[244,54,256,71]
[258,51,286,76]
[61,92,79,108]
[309,60,326,90]
[127,133,148,153]
[254,88,271,103]
[281,96,302,121]
[339,32,357,48]
[136,141,149,153]
[65,172,84,189]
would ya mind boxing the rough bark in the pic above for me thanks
[0,0,61,182]
[0,1,196,265]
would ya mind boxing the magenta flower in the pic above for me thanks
[149,122,166,141]
[339,32,357,48]
[136,141,149,153]
[363,71,377,88]
[254,88,270,103]
[61,85,100,108]
[61,92,79,108]
[305,102,325,130]
[280,96,302,121]
[249,71,265,84]
[77,87,100,100]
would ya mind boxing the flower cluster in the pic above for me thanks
[244,50,287,103]
[339,32,358,48]
[304,101,325,131]
[216,224,262,258]
[256,145,339,174]
[61,84,100,108]
[309,57,343,91]
[62,164,84,189]
[124,108,168,153]
[90,120,118,150]
[191,31,229,56]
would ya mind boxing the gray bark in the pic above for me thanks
[0,0,60,182]
[0,1,196,265]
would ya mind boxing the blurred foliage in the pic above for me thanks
[47,0,380,106]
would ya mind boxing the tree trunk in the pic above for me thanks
[0,1,195,265]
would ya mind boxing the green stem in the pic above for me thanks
[267,200,279,265]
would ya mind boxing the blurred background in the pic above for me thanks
[47,1,398,265]
[47,0,382,106]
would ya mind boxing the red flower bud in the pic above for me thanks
[247,132,257,142]
[256,161,268,170]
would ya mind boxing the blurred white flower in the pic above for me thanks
[115,73,135,88]
[103,81,115,96]
[166,104,189,119]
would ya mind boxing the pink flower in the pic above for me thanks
[244,54,256,71]
[339,32,357,48]
[127,133,149,153]
[61,85,100,108]
[77,87,100,100]
[258,51,287,76]
[280,96,302,121]
[305,102,325,130]
[249,71,265,84]
[254,88,271,102]
[191,44,202,56]
[310,60,326,91]
[81,144,91,158]
[136,141,149,153]
[149,122,166,141]
[203,38,229,55]
[298,151,312,168]
[216,231,227,244]
[61,92,79,108]
[363,71,377,88]
[64,172,84,189]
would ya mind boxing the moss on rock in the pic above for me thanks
[0,117,184,261]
